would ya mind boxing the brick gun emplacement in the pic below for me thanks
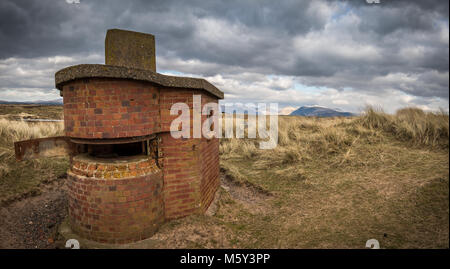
[14,29,224,244]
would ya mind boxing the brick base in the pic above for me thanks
[67,154,164,244]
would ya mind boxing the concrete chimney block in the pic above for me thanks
[105,29,156,72]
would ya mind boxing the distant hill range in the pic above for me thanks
[0,99,63,105]
[290,106,354,117]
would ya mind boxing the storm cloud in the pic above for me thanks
[0,0,448,113]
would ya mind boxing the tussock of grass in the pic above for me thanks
[359,106,449,148]
[0,119,64,146]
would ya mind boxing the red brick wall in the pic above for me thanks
[159,135,220,219]
[67,155,164,244]
[160,133,202,219]
[159,90,220,219]
[159,88,198,132]
[62,78,160,139]
[199,137,220,211]
[198,93,220,212]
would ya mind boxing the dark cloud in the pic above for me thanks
[0,0,448,109]
[0,0,328,59]
[0,0,95,58]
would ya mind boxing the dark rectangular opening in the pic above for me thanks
[83,141,145,158]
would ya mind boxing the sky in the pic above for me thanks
[0,0,448,114]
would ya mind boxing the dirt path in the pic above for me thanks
[0,178,68,249]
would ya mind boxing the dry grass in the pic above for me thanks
[220,107,448,171]
[0,104,63,120]
[217,107,448,248]
[0,119,64,145]
[0,118,67,205]
[358,106,449,148]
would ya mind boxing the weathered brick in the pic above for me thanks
[67,156,163,244]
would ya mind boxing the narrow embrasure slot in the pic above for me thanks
[85,141,145,158]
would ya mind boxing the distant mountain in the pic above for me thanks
[290,106,354,117]
[0,99,63,105]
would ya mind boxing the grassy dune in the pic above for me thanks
[218,107,448,248]
[0,104,448,248]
